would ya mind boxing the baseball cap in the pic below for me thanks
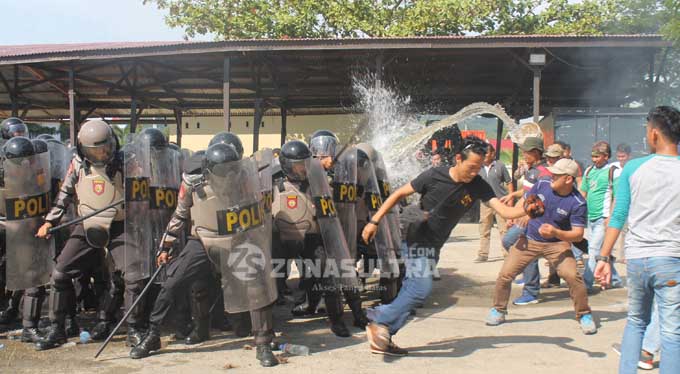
[519,136,544,152]
[547,158,579,177]
[545,143,564,158]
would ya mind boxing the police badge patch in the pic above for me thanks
[92,180,106,196]
[286,195,298,209]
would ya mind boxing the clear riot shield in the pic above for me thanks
[332,147,359,259]
[253,148,273,260]
[122,139,153,282]
[46,140,72,189]
[149,146,182,282]
[306,158,359,289]
[4,152,54,290]
[196,158,277,313]
[373,153,402,254]
[358,157,400,278]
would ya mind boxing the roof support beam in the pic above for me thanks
[223,56,231,131]
[68,67,78,145]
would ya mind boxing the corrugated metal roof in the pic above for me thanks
[0,34,668,64]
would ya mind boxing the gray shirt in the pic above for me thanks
[479,160,511,198]
[609,154,680,259]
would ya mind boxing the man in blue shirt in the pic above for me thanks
[487,158,597,335]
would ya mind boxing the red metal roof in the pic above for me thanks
[0,34,668,63]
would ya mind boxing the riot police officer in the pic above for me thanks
[308,130,369,329]
[130,141,279,367]
[0,137,51,342]
[0,118,31,323]
[35,119,127,350]
[272,140,360,337]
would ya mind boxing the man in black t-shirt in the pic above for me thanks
[361,137,528,356]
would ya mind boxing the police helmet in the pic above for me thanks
[202,143,241,177]
[4,136,35,159]
[309,129,338,158]
[1,117,28,139]
[279,140,311,181]
[208,132,244,158]
[77,120,117,166]
[139,127,167,148]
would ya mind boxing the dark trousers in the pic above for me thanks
[148,239,213,327]
[48,222,126,325]
[148,239,274,344]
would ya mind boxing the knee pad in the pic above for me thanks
[52,269,73,289]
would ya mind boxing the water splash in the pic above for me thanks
[350,74,522,187]
[351,74,425,186]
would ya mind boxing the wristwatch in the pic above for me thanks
[595,255,611,263]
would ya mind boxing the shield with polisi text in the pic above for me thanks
[4,152,54,290]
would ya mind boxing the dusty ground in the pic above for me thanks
[0,224,640,373]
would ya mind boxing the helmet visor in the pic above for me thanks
[81,139,115,166]
[209,161,241,178]
[8,123,27,138]
[280,157,307,181]
[309,136,337,158]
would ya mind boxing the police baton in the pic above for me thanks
[94,232,170,359]
[47,199,125,234]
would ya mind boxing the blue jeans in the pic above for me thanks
[370,241,436,335]
[502,225,540,297]
[583,217,622,289]
[571,245,584,261]
[619,257,680,374]
[642,301,660,354]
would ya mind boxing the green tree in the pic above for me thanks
[144,0,625,39]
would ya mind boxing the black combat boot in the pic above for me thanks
[0,291,22,324]
[185,319,210,345]
[230,311,252,338]
[35,323,67,350]
[129,325,161,359]
[91,320,115,341]
[347,295,369,329]
[21,287,47,343]
[185,279,211,345]
[325,290,350,337]
[126,325,146,347]
[21,327,43,343]
[256,344,279,367]
[65,316,80,338]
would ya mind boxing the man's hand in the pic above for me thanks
[499,194,515,206]
[594,261,612,288]
[156,251,173,267]
[538,223,556,239]
[362,222,378,244]
[35,222,53,239]
[514,216,530,228]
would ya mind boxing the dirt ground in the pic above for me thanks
[0,224,639,374]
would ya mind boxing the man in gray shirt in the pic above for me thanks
[476,144,513,262]
[595,106,680,373]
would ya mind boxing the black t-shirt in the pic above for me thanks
[408,166,495,250]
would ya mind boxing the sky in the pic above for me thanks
[0,0,213,45]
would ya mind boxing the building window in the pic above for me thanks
[197,122,201,129]
[185,122,189,129]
